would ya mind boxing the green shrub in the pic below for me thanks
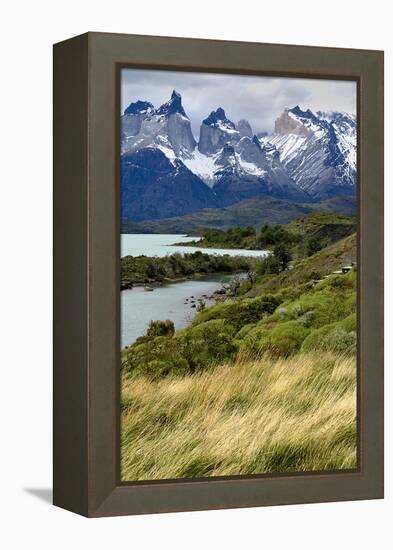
[240,325,271,355]
[301,317,356,355]
[322,328,356,354]
[123,336,189,378]
[146,319,175,338]
[255,255,282,276]
[135,360,173,378]
[236,324,257,339]
[242,321,309,358]
[315,272,355,292]
[305,236,323,256]
[274,289,355,329]
[193,294,281,330]
[181,319,237,372]
[266,321,309,357]
[301,325,335,352]
[338,313,356,332]
[273,244,292,271]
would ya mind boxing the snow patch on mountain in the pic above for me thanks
[182,150,218,187]
[266,133,308,163]
[236,155,267,177]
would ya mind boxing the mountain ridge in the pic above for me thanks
[120,91,357,222]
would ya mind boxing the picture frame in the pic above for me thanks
[53,32,384,517]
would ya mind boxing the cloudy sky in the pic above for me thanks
[121,68,357,137]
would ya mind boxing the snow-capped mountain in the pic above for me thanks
[122,90,196,158]
[120,92,356,221]
[264,106,357,198]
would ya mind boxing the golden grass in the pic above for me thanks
[120,352,357,481]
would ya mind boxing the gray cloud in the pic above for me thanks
[121,68,357,138]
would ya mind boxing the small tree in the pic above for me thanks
[273,244,292,271]
[146,320,175,338]
[305,236,322,257]
[256,255,281,276]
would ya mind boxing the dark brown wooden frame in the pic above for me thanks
[53,32,384,517]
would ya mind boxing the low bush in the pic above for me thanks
[273,287,355,329]
[301,325,335,353]
[242,320,309,358]
[180,319,237,372]
[301,314,357,355]
[338,313,356,332]
[236,323,257,340]
[146,320,175,338]
[123,319,238,378]
[322,328,356,354]
[193,294,281,331]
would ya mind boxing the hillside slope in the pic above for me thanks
[248,233,356,296]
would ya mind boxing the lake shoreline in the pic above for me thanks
[171,240,270,252]
[121,251,254,290]
[121,269,246,291]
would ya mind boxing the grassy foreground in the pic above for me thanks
[121,351,356,480]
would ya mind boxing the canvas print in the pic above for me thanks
[119,69,357,481]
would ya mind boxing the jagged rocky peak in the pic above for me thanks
[122,100,155,138]
[156,90,187,117]
[290,105,316,119]
[124,100,154,116]
[199,108,240,155]
[274,107,312,136]
[203,107,233,126]
[237,119,253,138]
[121,89,196,157]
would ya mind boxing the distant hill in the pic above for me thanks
[288,211,356,250]
[121,195,356,234]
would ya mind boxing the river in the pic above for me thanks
[120,234,268,348]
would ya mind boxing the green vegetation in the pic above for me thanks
[288,212,356,257]
[179,212,356,259]
[122,269,356,378]
[248,233,356,295]
[121,251,252,289]
[179,223,298,251]
[120,212,358,479]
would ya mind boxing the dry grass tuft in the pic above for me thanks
[121,352,356,480]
